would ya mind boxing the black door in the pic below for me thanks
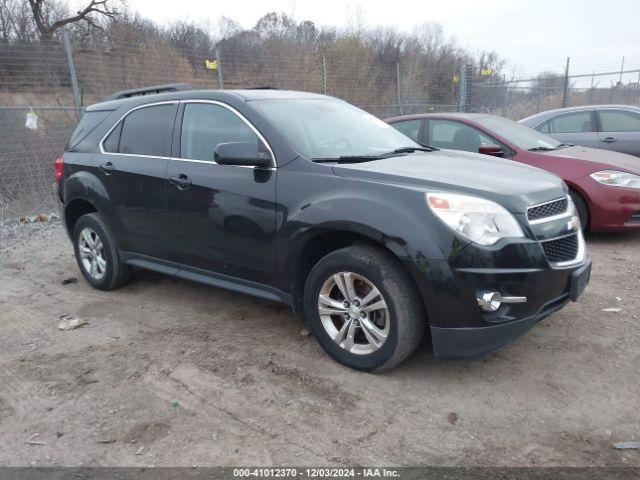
[165,101,278,285]
[99,102,178,259]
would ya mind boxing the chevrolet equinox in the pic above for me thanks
[56,84,591,371]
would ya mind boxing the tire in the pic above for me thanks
[72,213,132,290]
[303,245,426,372]
[570,190,589,231]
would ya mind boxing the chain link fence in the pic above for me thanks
[1,36,639,247]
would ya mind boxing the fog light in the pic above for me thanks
[478,292,502,312]
[477,291,527,312]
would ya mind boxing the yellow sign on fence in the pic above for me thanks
[205,59,218,70]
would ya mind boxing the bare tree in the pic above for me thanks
[27,0,125,39]
[0,0,38,42]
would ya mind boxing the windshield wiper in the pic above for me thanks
[556,143,574,149]
[312,154,388,163]
[392,145,439,153]
[528,146,558,151]
[312,145,439,164]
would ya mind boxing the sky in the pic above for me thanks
[121,0,640,84]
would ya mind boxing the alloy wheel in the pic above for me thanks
[78,227,107,280]
[317,272,390,355]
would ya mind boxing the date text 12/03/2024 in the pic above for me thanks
[232,468,400,478]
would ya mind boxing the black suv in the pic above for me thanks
[57,84,591,371]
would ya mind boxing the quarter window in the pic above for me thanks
[180,103,261,162]
[392,119,421,142]
[545,111,593,134]
[115,104,176,156]
[67,110,112,151]
[102,121,122,153]
[599,110,640,132]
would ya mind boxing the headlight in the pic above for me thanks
[426,192,524,246]
[590,170,640,189]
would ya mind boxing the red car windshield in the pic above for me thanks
[475,116,562,151]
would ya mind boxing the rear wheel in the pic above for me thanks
[73,213,132,290]
[570,190,589,231]
[303,245,425,372]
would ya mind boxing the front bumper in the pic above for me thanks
[430,258,591,358]
[403,213,591,359]
[582,183,640,232]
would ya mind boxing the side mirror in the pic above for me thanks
[478,144,504,157]
[214,142,272,167]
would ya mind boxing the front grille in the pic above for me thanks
[541,234,579,264]
[527,197,568,222]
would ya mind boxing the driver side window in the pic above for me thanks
[543,111,593,134]
[180,103,262,162]
[427,120,496,153]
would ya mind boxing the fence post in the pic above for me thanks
[458,65,469,113]
[501,75,509,117]
[63,31,82,119]
[561,57,570,108]
[321,56,328,95]
[396,62,403,115]
[216,48,224,89]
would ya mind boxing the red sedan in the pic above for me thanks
[386,113,640,232]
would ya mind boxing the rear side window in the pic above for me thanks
[391,119,422,142]
[545,111,593,133]
[65,110,112,151]
[180,103,260,162]
[109,104,177,156]
[599,110,640,132]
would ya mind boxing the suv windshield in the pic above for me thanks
[475,116,561,151]
[250,98,421,159]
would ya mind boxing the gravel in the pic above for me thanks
[0,225,638,466]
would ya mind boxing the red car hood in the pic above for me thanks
[544,146,640,174]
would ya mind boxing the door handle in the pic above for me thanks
[98,162,115,174]
[602,136,617,143]
[169,173,192,190]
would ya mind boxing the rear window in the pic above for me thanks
[111,104,177,157]
[65,110,112,151]
[599,110,640,132]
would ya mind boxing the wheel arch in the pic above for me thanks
[64,198,99,236]
[288,226,428,322]
[62,169,112,236]
[566,182,591,229]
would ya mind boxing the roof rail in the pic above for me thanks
[248,86,279,90]
[103,83,197,101]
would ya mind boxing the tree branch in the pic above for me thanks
[29,0,124,38]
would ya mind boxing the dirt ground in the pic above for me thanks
[0,225,639,467]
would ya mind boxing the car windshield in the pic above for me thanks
[250,98,422,159]
[475,116,561,150]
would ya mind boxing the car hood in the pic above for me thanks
[332,150,566,214]
[543,146,640,174]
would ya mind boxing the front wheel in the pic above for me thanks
[570,190,589,231]
[303,245,426,372]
